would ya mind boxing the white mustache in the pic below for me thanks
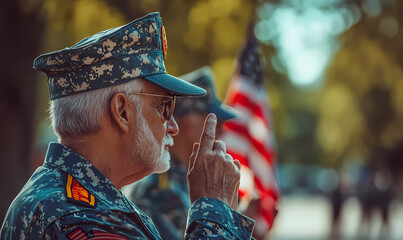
[163,135,174,147]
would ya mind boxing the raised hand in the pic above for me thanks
[187,113,241,210]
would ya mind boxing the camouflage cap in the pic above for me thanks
[33,12,206,100]
[175,66,238,120]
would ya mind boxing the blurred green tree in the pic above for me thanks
[316,1,403,174]
[257,0,403,177]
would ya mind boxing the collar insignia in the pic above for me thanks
[66,174,96,207]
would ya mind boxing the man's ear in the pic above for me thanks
[110,93,132,133]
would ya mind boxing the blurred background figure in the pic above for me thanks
[355,165,394,240]
[373,167,394,239]
[123,66,238,239]
[321,169,350,240]
[355,164,373,240]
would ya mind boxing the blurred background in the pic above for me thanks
[1,0,402,239]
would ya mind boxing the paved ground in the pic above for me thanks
[266,195,403,240]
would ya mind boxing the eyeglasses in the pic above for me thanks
[127,92,176,121]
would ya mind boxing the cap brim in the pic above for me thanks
[209,103,239,121]
[144,73,207,96]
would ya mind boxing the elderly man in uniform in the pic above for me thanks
[0,13,254,239]
[125,66,238,239]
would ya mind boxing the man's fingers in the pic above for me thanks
[198,114,217,152]
[188,142,200,172]
[213,140,226,153]
[233,159,241,170]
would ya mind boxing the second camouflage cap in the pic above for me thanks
[175,66,238,120]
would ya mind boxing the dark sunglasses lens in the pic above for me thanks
[163,99,171,121]
[161,96,175,121]
[171,96,176,119]
[166,98,176,121]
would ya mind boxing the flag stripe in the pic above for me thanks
[93,231,128,240]
[254,175,279,201]
[224,121,274,162]
[223,129,275,170]
[222,31,279,233]
[226,74,269,107]
[68,228,87,240]
[224,105,273,149]
[229,91,267,125]
[226,140,277,190]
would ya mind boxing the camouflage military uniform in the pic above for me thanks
[1,143,255,239]
[127,156,190,239]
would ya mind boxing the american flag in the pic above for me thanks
[220,30,279,236]
[68,228,128,240]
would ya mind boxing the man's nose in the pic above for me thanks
[167,116,179,136]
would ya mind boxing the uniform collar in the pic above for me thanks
[44,142,134,213]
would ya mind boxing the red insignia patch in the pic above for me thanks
[161,26,168,60]
[66,174,95,207]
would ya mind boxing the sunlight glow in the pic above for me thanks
[255,0,361,86]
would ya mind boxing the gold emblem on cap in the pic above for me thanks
[161,26,168,60]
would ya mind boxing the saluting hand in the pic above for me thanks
[187,113,241,210]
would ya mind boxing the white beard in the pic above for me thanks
[154,136,173,173]
[130,111,173,173]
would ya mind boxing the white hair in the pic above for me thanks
[50,79,145,137]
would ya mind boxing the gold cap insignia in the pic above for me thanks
[161,26,168,60]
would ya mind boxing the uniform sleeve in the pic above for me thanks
[42,210,159,240]
[185,197,255,240]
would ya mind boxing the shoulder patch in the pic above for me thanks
[66,174,96,207]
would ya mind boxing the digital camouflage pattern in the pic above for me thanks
[127,156,190,239]
[1,143,255,239]
[1,143,160,239]
[187,197,255,239]
[33,12,206,100]
[34,13,165,100]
